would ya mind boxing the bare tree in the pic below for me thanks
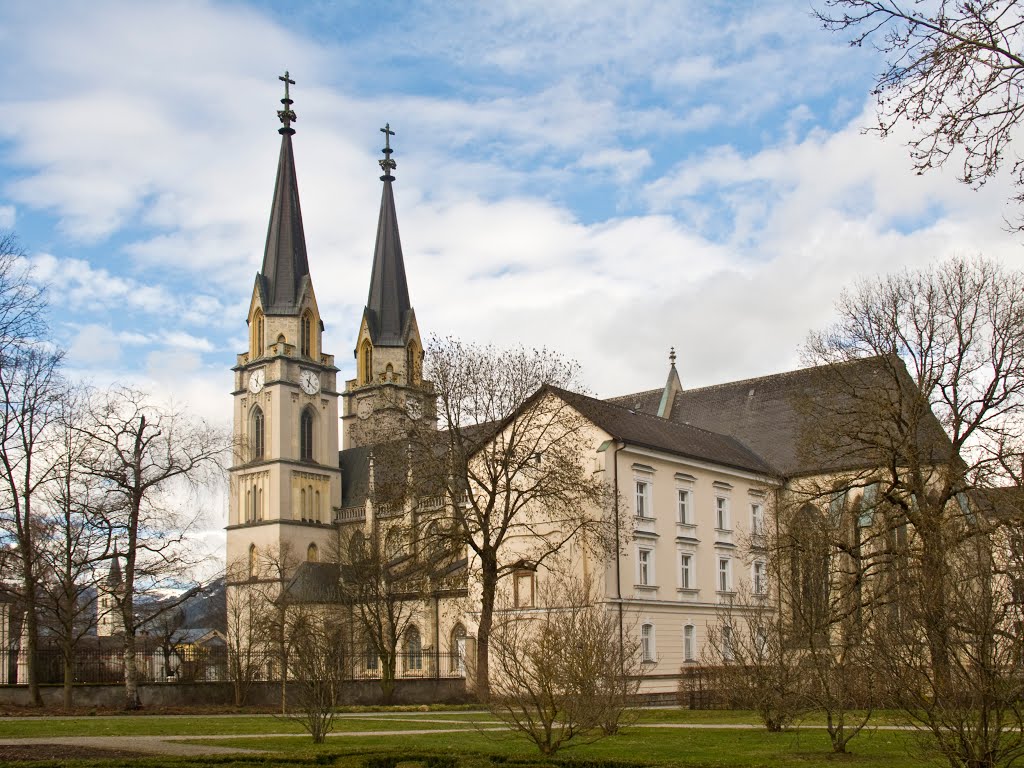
[816,1,1024,224]
[224,560,268,707]
[487,573,641,755]
[803,256,1024,766]
[247,543,300,715]
[410,337,615,699]
[334,522,430,705]
[78,387,227,709]
[35,387,108,708]
[284,606,348,744]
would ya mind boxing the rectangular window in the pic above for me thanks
[751,503,763,535]
[753,561,766,595]
[680,553,693,589]
[677,489,691,524]
[683,625,695,661]
[716,497,729,530]
[636,481,651,518]
[515,571,535,608]
[718,557,731,592]
[639,548,652,586]
[722,625,734,661]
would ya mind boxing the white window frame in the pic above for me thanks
[753,560,766,595]
[715,496,730,530]
[718,557,732,593]
[751,502,764,535]
[638,547,654,586]
[641,623,655,662]
[683,624,696,662]
[679,552,694,590]
[677,488,692,525]
[636,480,652,519]
[722,625,734,661]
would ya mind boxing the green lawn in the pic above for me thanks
[0,714,484,738]
[190,725,939,768]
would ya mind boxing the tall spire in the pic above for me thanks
[259,70,310,315]
[364,123,412,346]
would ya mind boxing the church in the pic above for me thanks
[225,77,936,695]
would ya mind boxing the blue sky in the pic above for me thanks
[3,0,1024,432]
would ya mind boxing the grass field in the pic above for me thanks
[0,708,946,768]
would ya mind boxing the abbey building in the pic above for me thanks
[226,79,958,696]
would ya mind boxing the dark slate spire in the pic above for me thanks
[106,550,122,587]
[259,71,310,315]
[364,123,412,347]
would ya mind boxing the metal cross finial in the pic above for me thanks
[379,122,397,180]
[277,70,297,133]
[669,347,677,367]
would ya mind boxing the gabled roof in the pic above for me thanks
[259,126,310,315]
[550,386,777,476]
[363,168,413,347]
[610,355,954,478]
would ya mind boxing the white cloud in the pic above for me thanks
[0,205,14,228]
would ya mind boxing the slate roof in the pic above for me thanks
[609,355,954,478]
[282,561,343,604]
[259,125,310,315]
[363,175,413,347]
[549,386,777,476]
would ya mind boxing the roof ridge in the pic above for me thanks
[679,354,890,396]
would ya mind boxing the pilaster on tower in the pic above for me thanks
[342,124,436,449]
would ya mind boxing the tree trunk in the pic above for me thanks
[62,637,74,710]
[475,554,498,701]
[123,629,140,710]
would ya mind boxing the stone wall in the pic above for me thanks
[0,678,469,709]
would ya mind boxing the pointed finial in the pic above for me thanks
[669,347,677,368]
[277,71,297,135]
[379,123,397,181]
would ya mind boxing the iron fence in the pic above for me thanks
[1,646,466,686]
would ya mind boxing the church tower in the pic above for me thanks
[342,125,436,449]
[226,74,341,579]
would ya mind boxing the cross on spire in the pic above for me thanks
[379,122,397,181]
[669,347,677,368]
[277,70,297,134]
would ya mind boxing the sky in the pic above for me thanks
[3,1,1024,558]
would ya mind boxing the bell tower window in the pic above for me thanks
[300,408,314,461]
[301,311,313,358]
[406,342,418,385]
[253,309,265,359]
[251,407,265,460]
[361,341,373,385]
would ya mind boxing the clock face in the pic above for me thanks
[299,369,320,395]
[357,398,372,419]
[248,368,265,394]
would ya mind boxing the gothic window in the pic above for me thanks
[252,484,259,522]
[253,309,264,358]
[404,626,423,671]
[307,543,318,562]
[315,490,321,522]
[789,503,829,636]
[406,342,418,385]
[248,544,257,579]
[349,530,365,563]
[385,528,403,561]
[361,341,373,385]
[301,310,313,358]
[245,490,251,522]
[300,489,306,520]
[426,521,442,559]
[300,409,314,461]
[251,407,265,460]
[451,624,467,673]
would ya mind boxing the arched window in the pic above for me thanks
[257,488,263,520]
[253,309,264,358]
[307,484,314,519]
[315,490,321,522]
[406,342,418,385]
[300,489,306,520]
[301,310,313,358]
[451,624,467,673]
[300,409,314,461]
[789,504,829,636]
[248,544,258,579]
[641,623,655,662]
[251,484,259,522]
[404,626,423,671]
[307,543,318,562]
[349,530,365,563]
[385,528,402,561]
[426,521,441,559]
[251,407,265,460]
[361,341,373,385]
[245,489,251,523]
